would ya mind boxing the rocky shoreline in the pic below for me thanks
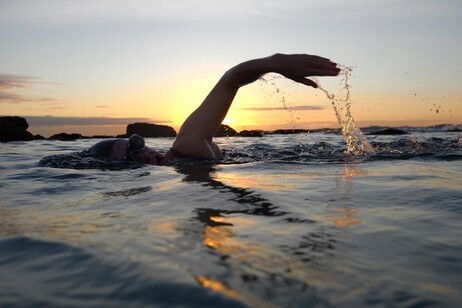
[1,116,460,142]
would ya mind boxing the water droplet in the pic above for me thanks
[314,65,372,155]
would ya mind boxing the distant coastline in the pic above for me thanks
[1,116,461,143]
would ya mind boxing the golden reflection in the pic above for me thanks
[215,171,322,191]
[367,165,462,190]
[323,164,365,228]
[209,216,226,223]
[200,216,334,287]
[196,275,241,300]
[146,219,177,233]
[202,220,234,252]
[342,164,366,177]
[215,172,294,190]
[176,164,338,301]
[0,208,20,236]
[422,282,460,300]
[0,206,119,243]
[329,208,361,228]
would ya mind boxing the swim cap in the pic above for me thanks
[127,134,145,152]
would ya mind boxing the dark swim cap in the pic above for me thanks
[124,134,146,162]
[128,134,145,151]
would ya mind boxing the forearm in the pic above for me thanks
[224,53,339,89]
[183,55,276,136]
[222,54,279,88]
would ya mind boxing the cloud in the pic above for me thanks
[0,91,63,104]
[0,74,64,90]
[0,92,25,102]
[0,74,38,90]
[0,73,64,104]
[239,105,325,111]
[24,116,168,127]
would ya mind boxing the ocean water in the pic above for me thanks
[1,131,462,307]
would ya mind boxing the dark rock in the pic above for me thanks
[91,135,115,139]
[48,133,83,141]
[271,129,309,135]
[0,116,35,142]
[368,128,408,135]
[126,123,176,137]
[34,134,46,140]
[215,124,237,137]
[1,116,29,129]
[311,128,340,134]
[238,130,264,137]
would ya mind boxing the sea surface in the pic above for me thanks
[1,130,461,307]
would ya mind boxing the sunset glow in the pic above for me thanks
[1,1,461,137]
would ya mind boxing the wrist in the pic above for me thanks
[267,53,285,74]
[224,55,279,88]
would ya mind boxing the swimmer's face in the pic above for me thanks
[130,147,168,165]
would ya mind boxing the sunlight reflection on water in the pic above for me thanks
[1,135,462,306]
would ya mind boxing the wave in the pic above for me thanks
[36,136,462,170]
[0,236,244,307]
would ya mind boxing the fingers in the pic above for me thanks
[297,77,318,88]
[300,66,340,78]
[309,59,338,69]
[298,54,331,62]
[277,53,341,86]
[309,60,339,72]
[312,67,341,76]
[296,65,340,87]
[300,55,340,76]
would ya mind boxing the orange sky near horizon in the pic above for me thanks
[2,65,461,138]
[1,1,461,137]
[7,78,462,138]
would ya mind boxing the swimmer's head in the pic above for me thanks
[127,134,145,152]
[124,134,168,165]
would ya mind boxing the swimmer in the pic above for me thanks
[90,54,340,164]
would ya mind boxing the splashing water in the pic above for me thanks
[312,66,373,156]
[259,66,373,156]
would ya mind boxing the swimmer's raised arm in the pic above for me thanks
[169,54,340,159]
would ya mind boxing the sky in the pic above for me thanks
[1,0,461,137]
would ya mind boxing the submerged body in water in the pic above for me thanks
[2,131,462,307]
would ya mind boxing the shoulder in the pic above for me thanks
[89,139,120,157]
[171,136,222,159]
[110,139,128,160]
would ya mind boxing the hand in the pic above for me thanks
[272,54,340,88]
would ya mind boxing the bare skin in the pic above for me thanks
[167,53,340,160]
[104,54,340,164]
